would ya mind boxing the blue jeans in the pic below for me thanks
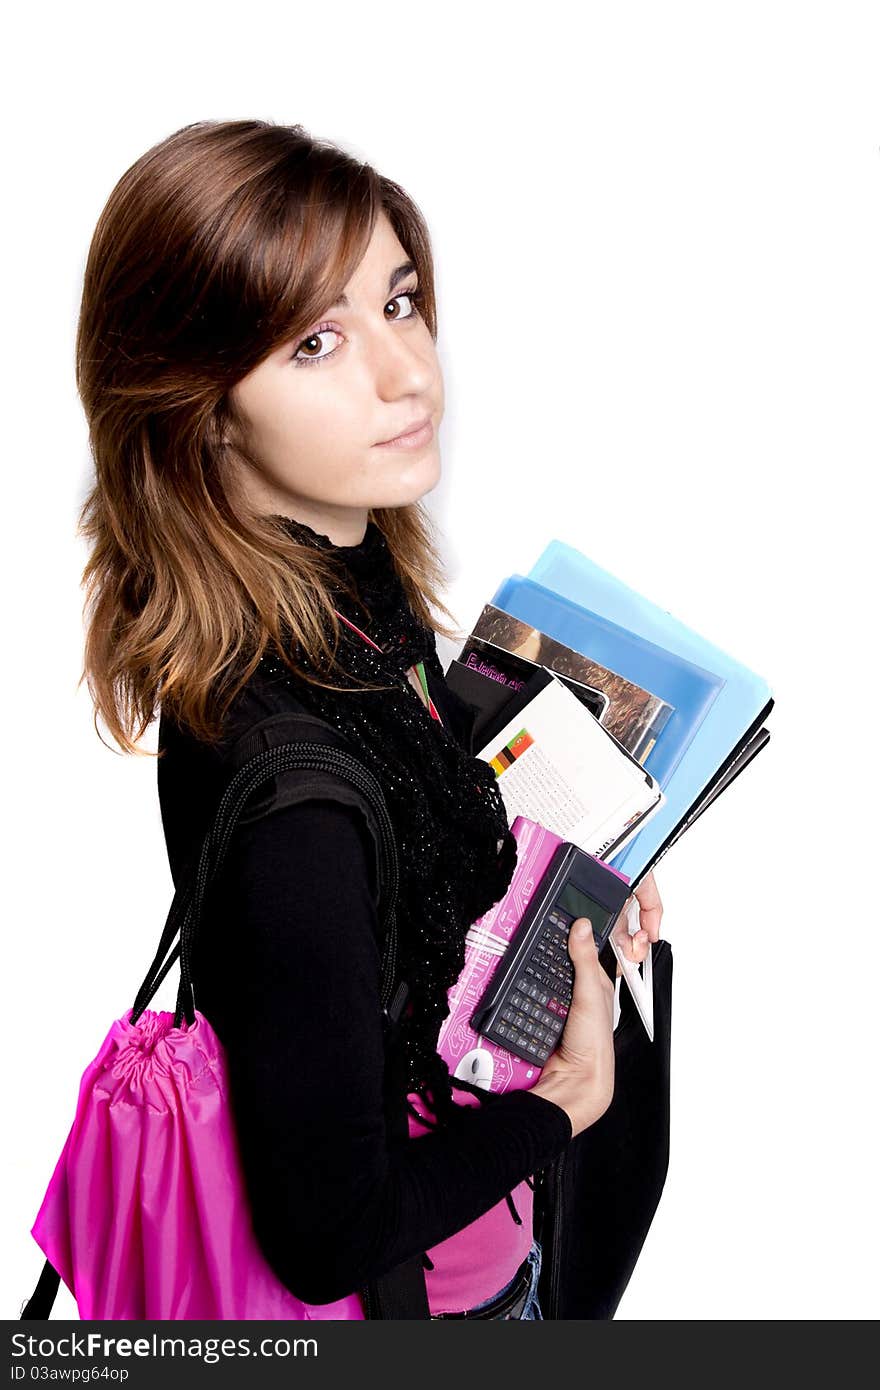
[465,1239,543,1320]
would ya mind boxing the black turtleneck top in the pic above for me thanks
[156,519,573,1310]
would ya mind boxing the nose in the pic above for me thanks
[368,316,436,401]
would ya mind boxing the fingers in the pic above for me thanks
[569,919,615,1006]
[633,870,663,942]
[553,918,616,1081]
[629,930,651,962]
[610,914,635,961]
[610,906,651,965]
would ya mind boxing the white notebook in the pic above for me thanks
[475,669,665,861]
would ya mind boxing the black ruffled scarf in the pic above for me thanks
[259,515,518,1126]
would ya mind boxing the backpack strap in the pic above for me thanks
[19,1261,60,1319]
[224,710,386,904]
[359,987,431,1320]
[131,711,407,1032]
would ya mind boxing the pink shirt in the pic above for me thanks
[405,1087,535,1315]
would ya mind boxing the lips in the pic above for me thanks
[376,415,432,445]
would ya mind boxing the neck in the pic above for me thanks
[270,504,370,547]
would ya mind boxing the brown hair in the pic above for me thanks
[76,118,460,756]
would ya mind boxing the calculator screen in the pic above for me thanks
[556,884,613,938]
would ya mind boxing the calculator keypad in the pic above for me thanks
[482,913,575,1065]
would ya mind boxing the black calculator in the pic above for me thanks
[469,842,630,1067]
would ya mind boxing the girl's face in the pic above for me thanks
[226,210,444,545]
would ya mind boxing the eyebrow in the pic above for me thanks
[328,261,416,309]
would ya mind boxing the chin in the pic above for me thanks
[406,447,442,495]
[374,451,442,509]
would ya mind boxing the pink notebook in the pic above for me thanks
[436,815,630,1094]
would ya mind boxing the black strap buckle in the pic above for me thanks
[382,979,410,1038]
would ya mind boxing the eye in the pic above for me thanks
[384,286,425,321]
[291,285,425,368]
[291,325,343,367]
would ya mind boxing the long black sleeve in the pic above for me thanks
[192,791,573,1306]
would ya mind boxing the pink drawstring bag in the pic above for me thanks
[30,1007,364,1320]
[22,736,412,1320]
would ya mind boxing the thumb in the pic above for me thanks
[569,915,600,956]
[550,917,616,1110]
[564,916,615,1029]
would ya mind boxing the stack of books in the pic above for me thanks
[445,539,772,889]
[437,539,772,1065]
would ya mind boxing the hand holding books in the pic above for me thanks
[611,869,664,972]
[530,917,617,1137]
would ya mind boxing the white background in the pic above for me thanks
[3,0,877,1321]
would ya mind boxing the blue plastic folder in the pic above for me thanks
[491,541,773,884]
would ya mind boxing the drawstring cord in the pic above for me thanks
[412,1079,532,1226]
[505,1191,523,1225]
[409,1083,528,1232]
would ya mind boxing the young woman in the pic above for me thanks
[76,118,662,1319]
